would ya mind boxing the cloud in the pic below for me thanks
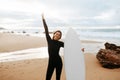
[0,0,120,28]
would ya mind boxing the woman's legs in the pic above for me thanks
[46,61,54,80]
[46,58,63,80]
[56,60,63,80]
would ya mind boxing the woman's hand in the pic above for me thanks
[42,13,44,19]
[81,48,85,52]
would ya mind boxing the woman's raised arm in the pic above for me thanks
[42,14,51,41]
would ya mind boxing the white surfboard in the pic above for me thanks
[64,28,85,80]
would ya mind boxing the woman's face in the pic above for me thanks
[53,31,61,40]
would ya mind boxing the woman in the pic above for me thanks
[42,14,64,80]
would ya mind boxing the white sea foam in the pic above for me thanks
[0,47,64,62]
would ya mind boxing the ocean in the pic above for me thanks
[1,26,120,44]
[75,28,120,43]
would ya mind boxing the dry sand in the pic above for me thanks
[0,33,120,80]
[0,54,119,80]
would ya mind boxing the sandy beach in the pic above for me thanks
[0,33,120,80]
[0,33,47,52]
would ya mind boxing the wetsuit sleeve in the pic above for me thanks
[60,42,64,47]
[42,17,51,42]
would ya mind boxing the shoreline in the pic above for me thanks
[0,32,104,62]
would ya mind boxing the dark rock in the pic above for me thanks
[96,42,120,69]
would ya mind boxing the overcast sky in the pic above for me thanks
[0,0,120,29]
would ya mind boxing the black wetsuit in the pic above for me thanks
[42,18,64,80]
